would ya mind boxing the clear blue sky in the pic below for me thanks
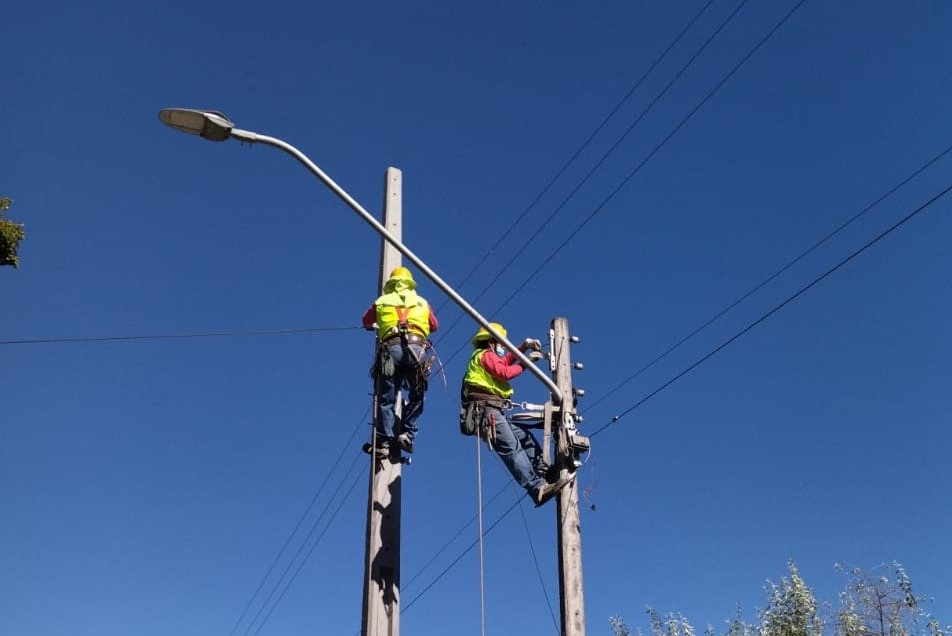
[3,1,950,635]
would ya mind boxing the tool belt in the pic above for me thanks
[373,334,434,386]
[381,333,428,346]
[462,385,511,410]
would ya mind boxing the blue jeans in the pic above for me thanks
[481,405,544,493]
[376,342,427,440]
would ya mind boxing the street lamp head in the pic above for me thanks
[158,108,235,142]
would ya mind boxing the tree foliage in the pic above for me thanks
[644,607,698,636]
[0,196,26,268]
[835,562,946,636]
[611,615,633,636]
[609,562,948,636]
[760,563,824,636]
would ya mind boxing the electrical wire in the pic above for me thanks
[431,0,717,316]
[402,490,528,614]
[435,0,807,368]
[402,481,510,592]
[250,460,366,636]
[517,497,561,635]
[486,0,809,320]
[404,440,563,623]
[584,142,952,412]
[0,325,363,346]
[590,180,952,438]
[227,409,367,636]
[436,0,752,347]
[239,449,366,636]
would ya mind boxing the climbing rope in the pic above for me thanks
[475,431,487,636]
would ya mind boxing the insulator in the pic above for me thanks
[570,335,581,343]
[573,388,585,397]
[573,362,584,370]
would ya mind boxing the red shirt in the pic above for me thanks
[479,349,524,382]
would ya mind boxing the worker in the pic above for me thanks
[460,322,570,506]
[362,266,439,456]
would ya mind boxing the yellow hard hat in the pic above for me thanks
[471,322,507,346]
[390,266,414,282]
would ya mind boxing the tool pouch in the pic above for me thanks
[378,346,396,377]
[459,401,480,436]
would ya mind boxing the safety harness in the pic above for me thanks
[374,306,434,388]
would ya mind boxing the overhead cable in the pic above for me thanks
[487,0,809,319]
[402,482,510,592]
[517,498,561,635]
[585,142,952,412]
[227,412,366,636]
[456,0,752,325]
[240,449,365,636]
[591,180,952,438]
[402,490,528,614]
[436,0,807,367]
[0,325,362,346]
[432,0,717,314]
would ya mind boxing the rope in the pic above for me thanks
[475,432,487,636]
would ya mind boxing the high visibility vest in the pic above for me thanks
[462,348,514,399]
[375,291,432,340]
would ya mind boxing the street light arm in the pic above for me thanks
[228,128,564,403]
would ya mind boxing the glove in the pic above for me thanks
[365,322,378,332]
[522,338,542,352]
[527,350,545,362]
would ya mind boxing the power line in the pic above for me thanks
[237,448,366,636]
[250,459,365,636]
[584,142,952,412]
[435,0,807,369]
[402,490,528,614]
[458,0,752,322]
[227,410,367,636]
[432,0,717,315]
[403,481,510,592]
[402,461,566,623]
[590,180,952,438]
[517,497,560,635]
[0,325,363,346]
[487,0,809,319]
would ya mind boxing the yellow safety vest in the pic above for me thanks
[462,347,514,399]
[375,291,432,340]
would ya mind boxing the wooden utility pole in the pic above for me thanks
[550,317,587,636]
[361,167,404,636]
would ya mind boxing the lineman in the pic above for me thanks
[460,322,569,506]
[363,266,439,455]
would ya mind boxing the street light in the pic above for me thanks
[158,109,234,141]
[158,107,563,401]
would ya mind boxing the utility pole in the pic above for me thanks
[361,167,404,636]
[550,317,588,636]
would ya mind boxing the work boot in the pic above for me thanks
[397,433,414,454]
[532,472,576,507]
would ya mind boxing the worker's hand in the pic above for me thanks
[522,338,542,352]
[527,350,545,363]
[365,322,378,332]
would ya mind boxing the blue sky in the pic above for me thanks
[3,1,950,635]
